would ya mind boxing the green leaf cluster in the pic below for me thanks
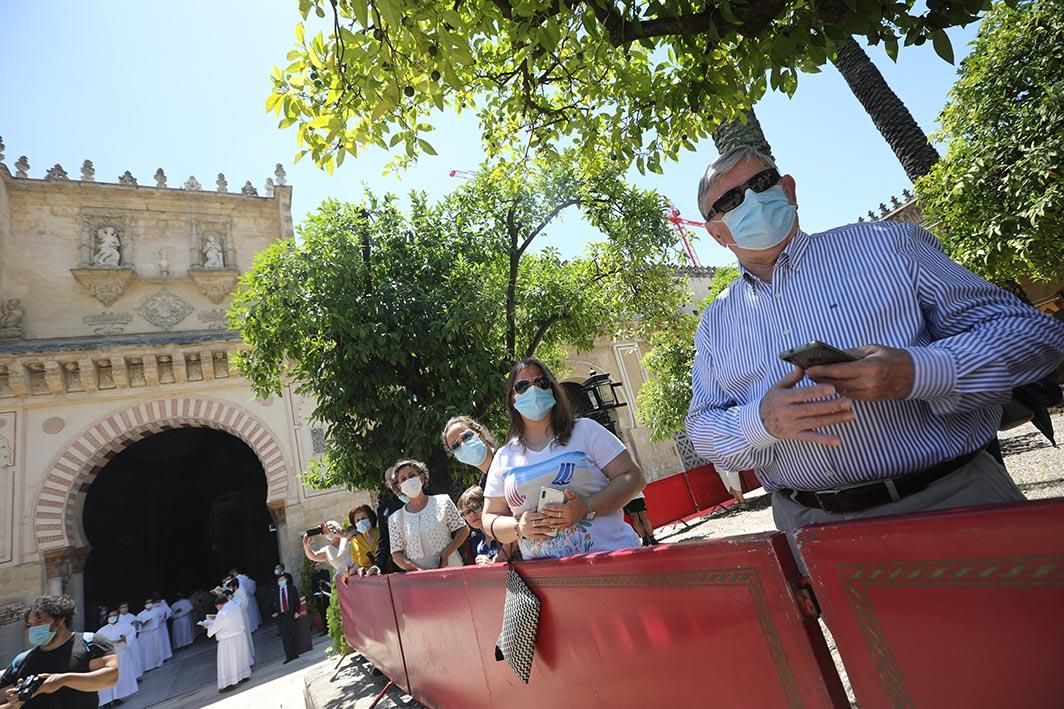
[917,0,1064,285]
[229,151,688,490]
[636,265,740,441]
[269,0,990,172]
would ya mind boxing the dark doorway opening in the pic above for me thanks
[82,427,278,618]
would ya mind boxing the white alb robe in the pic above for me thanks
[117,612,144,678]
[231,588,256,663]
[170,598,195,649]
[135,607,163,671]
[238,574,261,630]
[156,600,174,661]
[96,621,139,703]
[205,602,252,689]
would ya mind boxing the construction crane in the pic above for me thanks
[447,169,704,267]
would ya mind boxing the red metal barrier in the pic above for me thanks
[638,470,698,528]
[387,536,847,708]
[796,499,1064,709]
[685,463,732,512]
[335,575,409,691]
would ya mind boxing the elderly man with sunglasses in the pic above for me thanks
[685,146,1064,548]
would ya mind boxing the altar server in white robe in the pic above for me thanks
[170,593,195,649]
[116,602,144,680]
[135,599,163,671]
[225,578,255,664]
[153,593,174,661]
[231,568,261,631]
[202,592,252,691]
[97,609,139,704]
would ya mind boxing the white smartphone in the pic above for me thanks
[537,487,566,536]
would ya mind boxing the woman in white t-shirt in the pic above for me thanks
[483,357,646,560]
[388,459,470,571]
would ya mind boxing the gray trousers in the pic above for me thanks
[772,451,1026,572]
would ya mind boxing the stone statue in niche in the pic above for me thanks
[94,226,122,266]
[0,299,25,337]
[203,234,224,268]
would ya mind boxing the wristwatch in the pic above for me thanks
[583,497,597,522]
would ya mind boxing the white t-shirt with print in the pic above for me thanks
[485,418,640,560]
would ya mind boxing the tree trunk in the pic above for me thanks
[712,107,774,157]
[832,38,940,181]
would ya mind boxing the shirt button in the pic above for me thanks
[782,328,792,337]
[825,470,835,478]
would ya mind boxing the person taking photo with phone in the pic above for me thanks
[686,146,1064,546]
[482,358,646,560]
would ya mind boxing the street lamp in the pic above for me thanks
[581,369,627,437]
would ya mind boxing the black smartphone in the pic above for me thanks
[778,341,858,369]
[305,525,324,536]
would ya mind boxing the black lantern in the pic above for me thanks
[581,369,627,437]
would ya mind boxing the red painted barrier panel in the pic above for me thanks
[335,575,409,691]
[686,463,732,512]
[638,470,698,528]
[796,499,1064,709]
[389,535,848,708]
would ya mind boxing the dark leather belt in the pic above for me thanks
[779,448,984,514]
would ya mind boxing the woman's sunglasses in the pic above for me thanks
[513,376,551,395]
[447,429,477,452]
[703,168,781,220]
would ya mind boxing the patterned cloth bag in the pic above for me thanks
[494,563,541,684]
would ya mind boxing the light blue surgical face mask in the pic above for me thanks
[514,387,556,421]
[397,493,410,504]
[455,435,488,467]
[721,184,797,251]
[355,519,372,534]
[28,623,55,647]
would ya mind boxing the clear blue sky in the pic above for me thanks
[0,1,979,268]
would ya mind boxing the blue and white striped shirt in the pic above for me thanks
[685,222,1064,492]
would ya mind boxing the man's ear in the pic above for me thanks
[781,174,798,207]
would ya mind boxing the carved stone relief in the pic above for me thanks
[0,412,15,564]
[187,270,238,304]
[70,268,135,307]
[82,312,132,335]
[136,289,193,331]
[197,309,228,330]
[0,299,24,339]
[93,226,123,266]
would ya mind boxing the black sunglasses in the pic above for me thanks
[513,376,551,395]
[447,429,477,452]
[703,168,781,220]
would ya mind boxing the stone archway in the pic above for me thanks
[33,397,290,555]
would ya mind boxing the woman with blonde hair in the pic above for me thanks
[388,459,470,571]
[441,415,498,489]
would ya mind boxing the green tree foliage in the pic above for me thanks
[917,0,1063,285]
[637,265,740,440]
[272,0,987,172]
[229,152,687,491]
[326,587,352,656]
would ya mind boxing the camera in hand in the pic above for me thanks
[17,674,47,700]
[305,525,324,536]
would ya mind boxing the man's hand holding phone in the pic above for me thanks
[805,344,914,401]
[759,367,855,447]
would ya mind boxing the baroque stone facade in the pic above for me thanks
[0,157,359,658]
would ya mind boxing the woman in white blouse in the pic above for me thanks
[388,459,470,571]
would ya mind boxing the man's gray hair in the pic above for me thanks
[697,146,778,219]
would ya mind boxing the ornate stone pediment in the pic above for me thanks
[187,267,240,304]
[70,266,136,306]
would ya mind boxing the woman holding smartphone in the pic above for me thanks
[482,357,646,560]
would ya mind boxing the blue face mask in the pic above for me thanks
[721,184,797,251]
[397,493,410,504]
[455,435,488,467]
[28,623,55,647]
[355,519,372,534]
[514,387,556,421]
